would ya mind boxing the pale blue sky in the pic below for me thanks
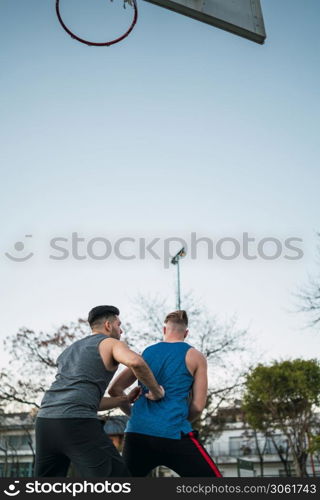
[1,0,319,366]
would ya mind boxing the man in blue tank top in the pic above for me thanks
[35,305,164,477]
[109,310,222,477]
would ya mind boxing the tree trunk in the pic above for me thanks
[259,458,264,477]
[270,435,291,476]
[253,431,265,477]
[294,452,309,478]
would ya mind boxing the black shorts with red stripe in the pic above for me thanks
[122,431,222,477]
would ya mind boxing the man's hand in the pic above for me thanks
[112,386,142,417]
[145,385,165,401]
[127,386,142,403]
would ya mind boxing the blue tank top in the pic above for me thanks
[126,342,194,439]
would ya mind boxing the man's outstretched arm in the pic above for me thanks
[99,386,141,414]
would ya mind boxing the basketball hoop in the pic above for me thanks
[55,0,138,47]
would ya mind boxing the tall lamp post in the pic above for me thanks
[171,247,186,310]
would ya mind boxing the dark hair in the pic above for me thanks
[88,305,120,327]
[164,310,188,327]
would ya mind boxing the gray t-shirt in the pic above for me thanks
[38,334,116,418]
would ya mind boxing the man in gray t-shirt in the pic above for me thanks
[35,305,164,477]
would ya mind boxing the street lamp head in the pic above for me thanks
[170,247,186,265]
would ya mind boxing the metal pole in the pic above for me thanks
[176,258,181,310]
[171,247,185,311]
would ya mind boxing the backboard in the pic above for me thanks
[145,0,266,44]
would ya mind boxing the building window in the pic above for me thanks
[265,435,289,455]
[229,434,289,458]
[229,437,242,456]
[10,462,33,477]
[0,462,33,478]
[229,436,254,456]
[0,434,31,451]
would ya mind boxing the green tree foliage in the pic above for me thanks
[308,434,320,463]
[242,359,320,477]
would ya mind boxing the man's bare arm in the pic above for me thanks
[187,351,208,422]
[109,368,137,396]
[109,361,163,402]
[98,395,128,412]
[99,386,141,415]
[99,339,164,400]
[108,369,140,416]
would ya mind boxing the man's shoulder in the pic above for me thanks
[99,336,123,348]
[186,347,207,364]
[59,334,92,355]
[142,342,163,354]
[76,333,106,345]
[143,342,160,350]
[143,342,194,354]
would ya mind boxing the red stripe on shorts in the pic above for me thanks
[188,432,222,477]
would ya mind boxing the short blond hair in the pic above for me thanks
[164,310,188,327]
